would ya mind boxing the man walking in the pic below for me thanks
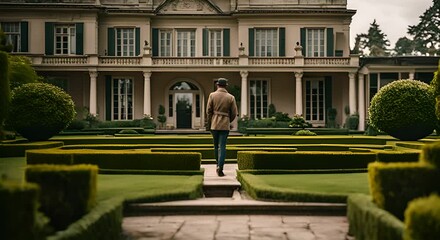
[206,78,238,177]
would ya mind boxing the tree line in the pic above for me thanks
[352,0,439,56]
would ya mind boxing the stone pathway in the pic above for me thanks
[122,215,351,240]
[121,164,352,240]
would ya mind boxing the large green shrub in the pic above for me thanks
[25,164,98,231]
[8,55,41,90]
[369,79,436,140]
[8,83,76,141]
[368,162,440,220]
[404,194,440,240]
[0,51,10,140]
[0,180,45,240]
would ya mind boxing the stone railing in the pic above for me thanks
[249,57,295,65]
[100,56,142,65]
[41,56,88,65]
[304,57,350,66]
[152,57,239,66]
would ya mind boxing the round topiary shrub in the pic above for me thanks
[369,79,436,140]
[8,83,76,141]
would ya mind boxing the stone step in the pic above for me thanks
[125,191,346,216]
[203,182,241,197]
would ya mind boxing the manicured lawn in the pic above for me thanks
[0,157,203,203]
[238,172,369,202]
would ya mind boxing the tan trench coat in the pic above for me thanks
[206,88,238,131]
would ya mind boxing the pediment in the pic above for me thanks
[156,0,223,15]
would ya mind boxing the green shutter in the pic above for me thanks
[327,28,334,57]
[45,22,54,55]
[248,28,254,57]
[279,27,285,57]
[202,28,208,56]
[20,21,28,52]
[325,76,333,119]
[76,23,84,55]
[107,28,115,56]
[300,28,306,56]
[152,28,159,57]
[223,28,230,57]
[105,76,112,121]
[135,27,140,56]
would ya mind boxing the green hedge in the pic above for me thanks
[237,171,347,203]
[375,151,420,163]
[347,194,404,240]
[26,149,201,171]
[25,164,98,231]
[368,162,440,220]
[237,151,377,170]
[0,141,64,157]
[0,180,43,240]
[420,142,440,168]
[404,194,440,240]
[47,198,122,240]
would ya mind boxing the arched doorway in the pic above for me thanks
[168,81,203,129]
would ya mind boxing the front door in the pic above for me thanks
[176,93,192,128]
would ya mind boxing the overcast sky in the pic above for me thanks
[347,0,433,48]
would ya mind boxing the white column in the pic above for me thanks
[143,71,152,116]
[409,71,415,80]
[240,70,249,117]
[295,71,303,115]
[89,71,98,115]
[358,73,365,131]
[349,72,357,114]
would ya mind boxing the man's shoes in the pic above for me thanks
[216,167,225,177]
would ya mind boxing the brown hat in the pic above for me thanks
[216,78,228,86]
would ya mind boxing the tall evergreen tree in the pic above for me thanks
[408,0,440,55]
[357,20,390,56]
[394,37,415,55]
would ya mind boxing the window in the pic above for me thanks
[116,28,135,56]
[305,80,325,122]
[307,29,325,57]
[255,29,278,57]
[1,22,21,52]
[55,25,76,55]
[249,80,269,119]
[177,30,195,57]
[113,78,133,120]
[160,30,172,57]
[209,30,222,57]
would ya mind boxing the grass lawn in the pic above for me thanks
[0,157,203,203]
[238,172,370,202]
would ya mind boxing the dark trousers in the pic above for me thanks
[211,130,229,169]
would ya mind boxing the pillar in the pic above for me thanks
[240,70,249,117]
[89,71,98,115]
[295,71,303,115]
[349,72,357,114]
[358,73,365,131]
[143,71,152,116]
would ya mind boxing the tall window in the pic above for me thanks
[113,78,133,120]
[255,29,278,57]
[177,30,195,57]
[55,25,76,55]
[209,30,222,57]
[160,30,172,57]
[307,29,325,57]
[249,80,269,119]
[1,22,21,52]
[305,80,325,122]
[116,28,135,56]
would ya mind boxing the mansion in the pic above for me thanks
[0,0,438,131]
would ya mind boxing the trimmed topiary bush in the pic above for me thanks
[404,194,440,240]
[369,79,436,140]
[8,83,76,141]
[420,141,440,169]
[25,164,98,231]
[295,129,317,136]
